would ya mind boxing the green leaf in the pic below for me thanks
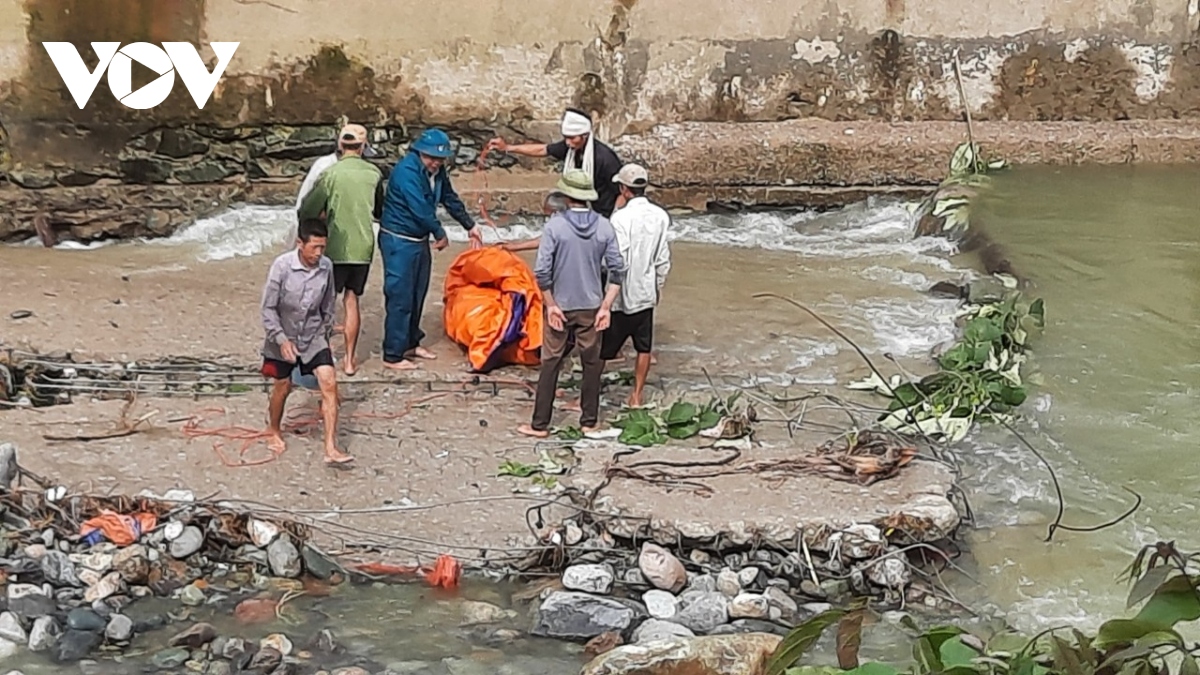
[766,609,847,675]
[939,636,981,668]
[665,401,698,426]
[667,421,701,439]
[1000,385,1027,407]
[698,410,722,430]
[1180,654,1200,675]
[1133,575,1200,629]
[892,383,922,407]
[1051,635,1087,675]
[964,317,1004,344]
[1028,298,1046,326]
[950,142,978,176]
[227,383,251,393]
[1127,565,1174,609]
[843,664,901,675]
[1095,620,1184,650]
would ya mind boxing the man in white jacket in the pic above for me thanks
[600,163,671,407]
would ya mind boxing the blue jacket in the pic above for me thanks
[379,150,475,241]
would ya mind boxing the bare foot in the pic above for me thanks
[516,424,550,439]
[563,399,582,413]
[266,433,286,456]
[333,324,345,334]
[343,360,358,377]
[383,359,419,371]
[411,347,438,360]
[581,426,599,435]
[324,447,355,465]
[627,393,643,408]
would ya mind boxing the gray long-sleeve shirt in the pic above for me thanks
[534,208,626,313]
[260,249,336,363]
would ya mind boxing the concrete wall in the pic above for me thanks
[1,0,1200,241]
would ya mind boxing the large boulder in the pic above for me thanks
[581,633,782,675]
[532,592,636,641]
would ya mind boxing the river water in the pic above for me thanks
[2,167,1189,668]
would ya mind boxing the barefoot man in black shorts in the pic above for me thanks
[259,218,354,466]
[601,163,672,407]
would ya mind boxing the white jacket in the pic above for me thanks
[295,153,338,210]
[610,196,672,314]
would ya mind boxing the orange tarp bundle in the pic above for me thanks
[79,510,157,547]
[443,247,543,372]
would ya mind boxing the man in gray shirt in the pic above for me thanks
[518,169,626,438]
[260,218,354,466]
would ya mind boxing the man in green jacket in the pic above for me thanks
[298,124,385,376]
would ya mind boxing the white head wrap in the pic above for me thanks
[560,110,596,183]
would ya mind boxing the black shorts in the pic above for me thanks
[261,348,334,380]
[333,264,370,296]
[601,308,654,360]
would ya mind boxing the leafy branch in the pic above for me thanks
[611,395,744,447]
[768,541,1200,675]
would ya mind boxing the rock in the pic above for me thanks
[216,636,248,660]
[8,584,55,619]
[585,631,624,658]
[152,647,190,669]
[52,630,101,662]
[170,622,217,648]
[729,593,771,620]
[638,543,686,593]
[261,633,293,656]
[66,608,107,633]
[0,638,18,661]
[710,620,791,637]
[643,590,678,620]
[245,646,283,672]
[564,522,586,546]
[118,157,173,184]
[163,521,185,541]
[156,128,211,158]
[112,545,150,583]
[716,569,742,598]
[9,169,57,189]
[267,536,302,578]
[581,633,782,675]
[801,602,833,616]
[562,564,615,595]
[632,619,695,644]
[819,578,850,600]
[206,662,233,675]
[674,591,729,634]
[737,567,760,588]
[837,524,885,559]
[84,572,121,603]
[41,551,82,587]
[175,160,238,184]
[764,587,798,621]
[105,614,133,642]
[686,574,717,594]
[460,600,517,626]
[28,616,61,651]
[302,545,340,580]
[179,584,205,607]
[0,612,27,644]
[622,569,648,588]
[867,557,912,589]
[170,526,204,558]
[72,552,115,574]
[332,669,371,675]
[23,544,47,560]
[531,591,636,641]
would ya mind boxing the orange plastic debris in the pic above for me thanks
[424,554,462,590]
[79,510,157,547]
[443,247,543,373]
[350,554,462,590]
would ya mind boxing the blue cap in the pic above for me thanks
[411,128,455,159]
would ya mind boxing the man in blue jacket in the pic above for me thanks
[378,128,484,371]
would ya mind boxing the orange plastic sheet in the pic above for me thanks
[443,247,543,373]
[80,510,157,547]
[352,554,462,589]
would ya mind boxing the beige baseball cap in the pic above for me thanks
[613,163,649,187]
[337,123,380,157]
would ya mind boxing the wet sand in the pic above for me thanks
[0,232,963,566]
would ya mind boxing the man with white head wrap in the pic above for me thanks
[485,108,624,220]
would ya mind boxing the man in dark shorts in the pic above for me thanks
[298,123,384,376]
[600,163,672,408]
[260,218,353,466]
